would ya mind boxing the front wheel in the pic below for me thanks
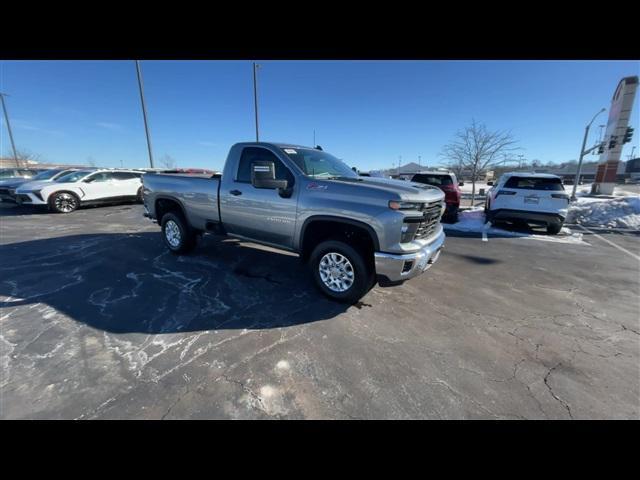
[161,212,197,254]
[309,240,373,304]
[50,192,80,213]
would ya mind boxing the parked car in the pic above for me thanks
[15,169,144,213]
[143,142,446,303]
[0,168,43,180]
[484,173,569,234]
[0,168,79,203]
[410,171,461,222]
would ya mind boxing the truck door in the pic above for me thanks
[220,146,297,248]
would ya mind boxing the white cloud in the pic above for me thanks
[96,122,123,130]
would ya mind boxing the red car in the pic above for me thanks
[411,172,461,222]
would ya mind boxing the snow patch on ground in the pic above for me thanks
[567,196,640,229]
[443,208,587,244]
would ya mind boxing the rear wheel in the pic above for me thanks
[161,212,197,254]
[309,240,373,304]
[50,192,79,213]
[547,221,563,235]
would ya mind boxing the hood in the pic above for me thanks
[16,180,58,192]
[325,176,444,202]
[0,178,30,189]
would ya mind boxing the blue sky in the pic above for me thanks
[1,60,638,171]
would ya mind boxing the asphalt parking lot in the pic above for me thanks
[1,202,639,419]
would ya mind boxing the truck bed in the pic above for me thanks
[143,172,221,230]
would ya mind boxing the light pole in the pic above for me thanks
[571,107,606,201]
[135,61,155,168]
[253,62,260,142]
[418,155,421,170]
[628,145,636,160]
[0,92,20,167]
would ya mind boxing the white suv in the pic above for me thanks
[485,173,569,234]
[15,169,144,213]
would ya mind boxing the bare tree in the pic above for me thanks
[441,120,519,204]
[15,149,41,167]
[160,154,176,170]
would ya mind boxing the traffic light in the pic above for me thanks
[608,135,618,149]
[597,142,605,154]
[623,126,634,144]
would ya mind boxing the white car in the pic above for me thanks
[484,173,569,234]
[15,169,144,213]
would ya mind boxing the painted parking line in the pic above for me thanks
[482,221,491,242]
[576,224,640,262]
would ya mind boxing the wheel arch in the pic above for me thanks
[299,215,380,262]
[154,196,189,225]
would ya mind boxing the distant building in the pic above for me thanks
[0,157,87,169]
[536,160,628,183]
[626,157,640,180]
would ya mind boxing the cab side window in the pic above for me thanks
[86,172,112,183]
[237,147,294,186]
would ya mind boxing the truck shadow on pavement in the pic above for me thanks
[0,232,349,334]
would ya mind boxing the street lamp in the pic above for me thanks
[571,107,606,201]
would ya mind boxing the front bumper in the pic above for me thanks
[15,192,46,205]
[374,228,445,283]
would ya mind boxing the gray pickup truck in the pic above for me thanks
[142,142,446,303]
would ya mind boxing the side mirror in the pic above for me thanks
[458,181,464,187]
[251,161,288,190]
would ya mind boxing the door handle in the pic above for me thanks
[230,190,242,196]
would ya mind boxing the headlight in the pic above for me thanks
[389,200,422,210]
[440,202,446,217]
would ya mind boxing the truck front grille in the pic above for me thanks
[415,201,443,239]
[402,200,443,242]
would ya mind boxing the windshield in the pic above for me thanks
[32,169,64,181]
[280,148,358,179]
[55,170,92,183]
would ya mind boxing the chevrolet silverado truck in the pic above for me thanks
[142,142,446,303]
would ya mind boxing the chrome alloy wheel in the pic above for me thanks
[318,252,354,292]
[164,220,182,248]
[55,193,78,213]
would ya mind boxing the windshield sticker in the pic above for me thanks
[284,148,297,154]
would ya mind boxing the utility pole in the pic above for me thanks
[628,145,636,160]
[313,129,315,147]
[571,107,606,201]
[0,92,20,167]
[253,62,260,142]
[135,61,155,168]
[398,155,402,176]
[517,154,524,169]
[418,155,421,171]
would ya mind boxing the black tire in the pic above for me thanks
[49,191,80,213]
[309,240,373,304]
[161,212,197,254]
[547,222,563,235]
[447,206,459,223]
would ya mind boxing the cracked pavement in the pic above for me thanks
[1,202,639,419]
